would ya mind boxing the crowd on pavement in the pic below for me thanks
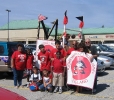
[10,34,98,94]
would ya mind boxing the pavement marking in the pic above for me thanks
[0,85,114,99]
[98,80,114,83]
[0,85,29,90]
[63,92,114,99]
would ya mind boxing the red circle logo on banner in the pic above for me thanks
[71,56,91,80]
[45,45,55,52]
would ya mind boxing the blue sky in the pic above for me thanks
[0,0,114,28]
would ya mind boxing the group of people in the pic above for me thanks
[11,37,98,94]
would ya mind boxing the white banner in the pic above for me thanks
[36,40,55,54]
[66,51,97,89]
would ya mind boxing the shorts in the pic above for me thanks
[53,72,64,87]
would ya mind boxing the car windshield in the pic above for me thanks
[25,46,36,52]
[98,44,113,51]
[8,44,17,56]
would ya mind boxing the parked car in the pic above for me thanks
[24,44,36,48]
[93,44,114,59]
[0,87,26,100]
[25,46,36,53]
[98,56,113,68]
[0,42,17,72]
[103,44,114,50]
[97,59,105,73]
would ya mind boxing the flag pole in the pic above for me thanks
[79,28,82,43]
[63,10,68,48]
[62,25,66,48]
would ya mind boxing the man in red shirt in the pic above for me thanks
[50,40,67,60]
[67,40,78,55]
[38,44,51,74]
[11,43,27,88]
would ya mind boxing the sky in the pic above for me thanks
[0,0,114,29]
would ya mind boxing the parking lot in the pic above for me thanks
[0,67,114,100]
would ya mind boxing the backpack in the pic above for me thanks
[29,82,38,91]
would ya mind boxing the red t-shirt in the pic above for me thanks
[38,51,51,71]
[50,48,67,58]
[12,51,27,70]
[52,58,66,73]
[26,54,34,70]
[67,48,75,55]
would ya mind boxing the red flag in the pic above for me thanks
[63,10,68,25]
[38,14,48,21]
[79,21,84,28]
[76,16,84,28]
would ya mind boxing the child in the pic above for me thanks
[38,44,51,75]
[29,67,42,87]
[39,69,52,92]
[26,48,34,87]
[51,51,66,94]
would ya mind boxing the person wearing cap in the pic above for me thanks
[11,43,27,88]
[60,34,71,48]
[63,41,70,52]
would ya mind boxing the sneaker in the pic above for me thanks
[18,85,24,88]
[14,86,18,89]
[53,87,58,93]
[45,90,48,93]
[26,84,29,88]
[92,89,96,93]
[59,89,62,94]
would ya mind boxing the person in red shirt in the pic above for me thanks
[11,43,27,88]
[26,48,34,87]
[38,44,51,74]
[67,40,78,55]
[50,40,67,60]
[51,51,66,94]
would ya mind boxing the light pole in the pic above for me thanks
[6,9,11,42]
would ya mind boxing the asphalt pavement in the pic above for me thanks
[0,67,114,100]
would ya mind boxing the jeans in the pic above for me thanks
[13,68,23,86]
[39,84,52,91]
[36,82,42,87]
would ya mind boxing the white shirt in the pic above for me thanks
[30,73,42,82]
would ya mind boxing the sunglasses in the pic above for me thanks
[72,44,75,45]
[85,42,90,44]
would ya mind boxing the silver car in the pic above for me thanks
[97,59,105,73]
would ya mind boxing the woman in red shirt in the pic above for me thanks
[11,43,27,88]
